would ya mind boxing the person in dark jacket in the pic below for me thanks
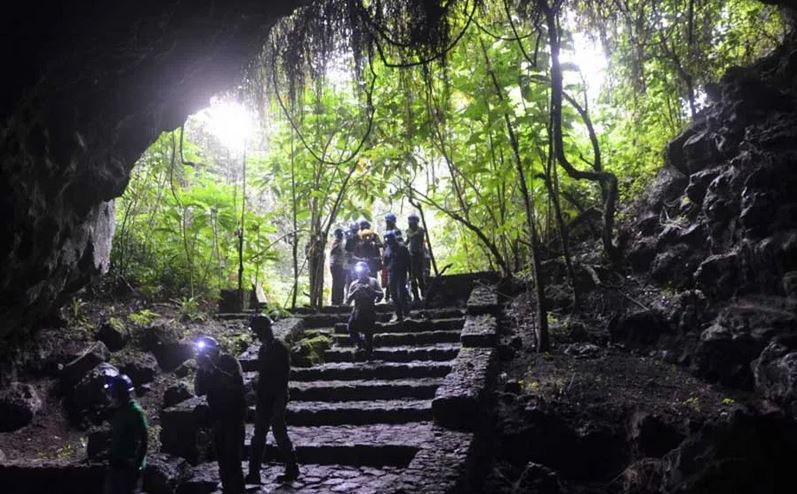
[382,213,401,301]
[384,231,411,321]
[343,221,361,300]
[405,213,427,302]
[329,227,346,305]
[194,336,246,494]
[347,261,384,355]
[103,374,147,494]
[245,316,299,484]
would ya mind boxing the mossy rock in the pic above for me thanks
[291,334,332,367]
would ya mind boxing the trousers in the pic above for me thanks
[249,394,297,473]
[213,421,245,494]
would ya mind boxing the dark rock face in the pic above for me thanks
[0,382,43,432]
[0,1,301,343]
[163,381,194,409]
[624,26,797,404]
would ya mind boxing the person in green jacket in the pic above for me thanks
[103,374,148,494]
[245,316,299,485]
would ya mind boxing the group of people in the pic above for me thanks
[328,212,430,312]
[329,212,431,356]
[99,316,296,494]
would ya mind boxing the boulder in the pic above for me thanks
[682,130,720,174]
[684,167,722,204]
[628,237,658,272]
[623,459,665,494]
[119,353,159,386]
[0,383,43,432]
[174,359,196,378]
[753,339,797,413]
[60,342,110,390]
[512,462,563,494]
[694,251,740,298]
[142,453,192,494]
[662,410,797,493]
[608,310,669,347]
[693,323,758,389]
[96,318,127,352]
[142,322,194,371]
[146,457,193,493]
[627,411,685,458]
[666,127,697,176]
[784,271,797,298]
[163,382,194,409]
[650,244,699,289]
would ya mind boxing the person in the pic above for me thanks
[194,336,247,494]
[103,374,147,494]
[405,213,427,302]
[343,222,361,300]
[245,316,300,485]
[355,220,383,287]
[383,231,411,321]
[346,261,384,356]
[329,227,346,305]
[381,213,402,302]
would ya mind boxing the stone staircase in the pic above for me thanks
[158,275,502,493]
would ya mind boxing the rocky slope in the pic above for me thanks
[625,22,797,411]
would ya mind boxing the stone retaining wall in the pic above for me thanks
[460,314,499,348]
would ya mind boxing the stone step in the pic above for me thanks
[331,330,462,347]
[283,399,432,426]
[244,422,435,466]
[179,462,405,494]
[289,378,444,401]
[301,312,393,328]
[290,361,452,382]
[332,317,465,334]
[323,344,460,364]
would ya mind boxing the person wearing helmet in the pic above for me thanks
[346,261,383,355]
[381,214,402,302]
[355,219,383,287]
[246,316,299,484]
[383,231,411,321]
[194,336,247,494]
[406,213,427,302]
[329,227,346,305]
[103,374,148,494]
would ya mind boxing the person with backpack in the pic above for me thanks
[355,220,383,288]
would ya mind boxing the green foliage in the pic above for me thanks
[111,0,785,299]
[172,296,206,322]
[128,309,160,327]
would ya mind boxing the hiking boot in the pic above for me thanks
[245,471,262,485]
[276,462,300,483]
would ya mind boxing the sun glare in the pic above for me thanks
[562,33,608,104]
[194,98,254,152]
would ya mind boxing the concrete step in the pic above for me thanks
[284,399,432,426]
[289,378,443,401]
[323,344,460,363]
[331,330,462,347]
[290,361,452,382]
[243,422,434,466]
[179,462,405,494]
[332,317,465,334]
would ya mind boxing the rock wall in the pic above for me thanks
[0,1,300,342]
[625,15,797,399]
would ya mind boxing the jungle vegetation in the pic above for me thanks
[109,0,786,347]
